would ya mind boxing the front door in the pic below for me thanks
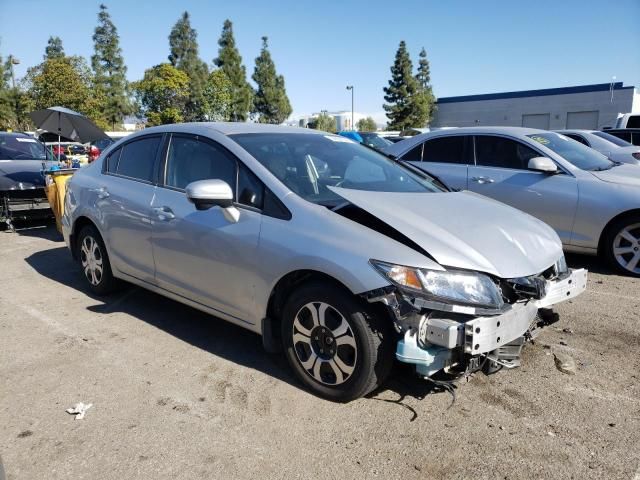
[150,134,263,323]
[467,135,579,245]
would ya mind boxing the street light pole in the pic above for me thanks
[8,55,19,89]
[346,85,354,130]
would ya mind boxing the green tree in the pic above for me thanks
[383,41,420,130]
[0,49,17,130]
[132,63,189,126]
[168,11,209,121]
[252,36,292,124]
[91,4,132,130]
[22,56,103,127]
[311,112,337,133]
[44,36,65,60]
[356,116,377,132]
[203,69,232,121]
[213,19,252,122]
[409,47,436,127]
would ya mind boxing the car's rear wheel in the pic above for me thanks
[76,224,118,295]
[281,282,394,402]
[603,216,640,277]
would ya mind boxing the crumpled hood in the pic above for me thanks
[0,160,54,190]
[330,187,562,279]
[590,163,640,187]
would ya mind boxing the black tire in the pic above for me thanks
[281,281,395,402]
[76,224,119,295]
[602,215,640,277]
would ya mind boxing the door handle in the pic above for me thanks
[91,187,110,199]
[471,176,495,184]
[153,206,175,221]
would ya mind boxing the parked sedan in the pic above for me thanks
[0,132,56,228]
[62,123,585,401]
[385,126,640,276]
[555,129,640,164]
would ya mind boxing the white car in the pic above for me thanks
[555,129,640,165]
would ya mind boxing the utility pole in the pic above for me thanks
[346,85,354,130]
[8,55,19,89]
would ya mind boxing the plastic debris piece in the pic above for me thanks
[66,402,93,420]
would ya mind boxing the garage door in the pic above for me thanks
[566,111,599,129]
[522,113,550,130]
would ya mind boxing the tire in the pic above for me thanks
[603,215,640,277]
[281,281,395,402]
[76,224,119,295]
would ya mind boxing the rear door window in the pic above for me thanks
[474,135,539,170]
[422,136,472,164]
[116,136,161,182]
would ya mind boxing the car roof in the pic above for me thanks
[131,122,328,137]
[555,129,598,134]
[385,126,548,154]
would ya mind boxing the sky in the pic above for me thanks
[1,0,639,123]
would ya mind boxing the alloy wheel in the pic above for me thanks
[612,223,640,274]
[80,235,103,286]
[292,302,358,386]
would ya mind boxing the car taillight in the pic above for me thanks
[632,152,640,160]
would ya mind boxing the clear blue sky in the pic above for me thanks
[1,0,639,121]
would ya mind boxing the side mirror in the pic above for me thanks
[185,179,240,223]
[528,156,558,173]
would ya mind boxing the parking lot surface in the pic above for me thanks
[1,225,639,480]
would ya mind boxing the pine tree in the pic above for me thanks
[383,41,419,130]
[44,36,65,60]
[213,19,252,122]
[91,4,131,129]
[410,47,436,127]
[252,37,292,124]
[168,11,208,121]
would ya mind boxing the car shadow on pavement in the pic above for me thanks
[23,245,298,390]
[565,253,610,275]
[9,219,62,242]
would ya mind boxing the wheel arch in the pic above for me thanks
[69,215,101,260]
[261,269,359,353]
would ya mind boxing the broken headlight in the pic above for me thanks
[370,260,504,310]
[555,254,568,276]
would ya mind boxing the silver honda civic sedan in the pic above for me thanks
[386,127,640,277]
[62,123,586,401]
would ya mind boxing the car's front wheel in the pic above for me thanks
[76,224,119,295]
[281,282,394,402]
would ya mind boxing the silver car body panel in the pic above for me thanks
[386,126,640,254]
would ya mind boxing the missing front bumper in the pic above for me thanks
[392,268,588,378]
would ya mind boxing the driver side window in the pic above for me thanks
[474,135,539,170]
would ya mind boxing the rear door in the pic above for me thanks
[401,135,472,190]
[99,135,162,283]
[467,134,579,244]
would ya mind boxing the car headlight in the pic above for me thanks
[555,254,569,276]
[370,260,504,310]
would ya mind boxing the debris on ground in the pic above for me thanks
[553,352,577,375]
[66,402,93,420]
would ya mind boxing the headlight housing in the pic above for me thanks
[370,260,504,312]
[554,254,569,276]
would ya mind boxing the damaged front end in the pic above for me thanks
[363,258,587,379]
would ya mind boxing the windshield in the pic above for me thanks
[592,131,632,147]
[359,133,393,149]
[528,133,615,171]
[0,135,52,161]
[231,133,444,205]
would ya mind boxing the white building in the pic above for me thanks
[431,82,640,130]
[286,110,367,131]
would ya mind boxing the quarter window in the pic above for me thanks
[115,137,161,182]
[237,163,264,209]
[105,148,121,174]
[422,136,471,164]
[474,136,539,169]
[165,136,236,191]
